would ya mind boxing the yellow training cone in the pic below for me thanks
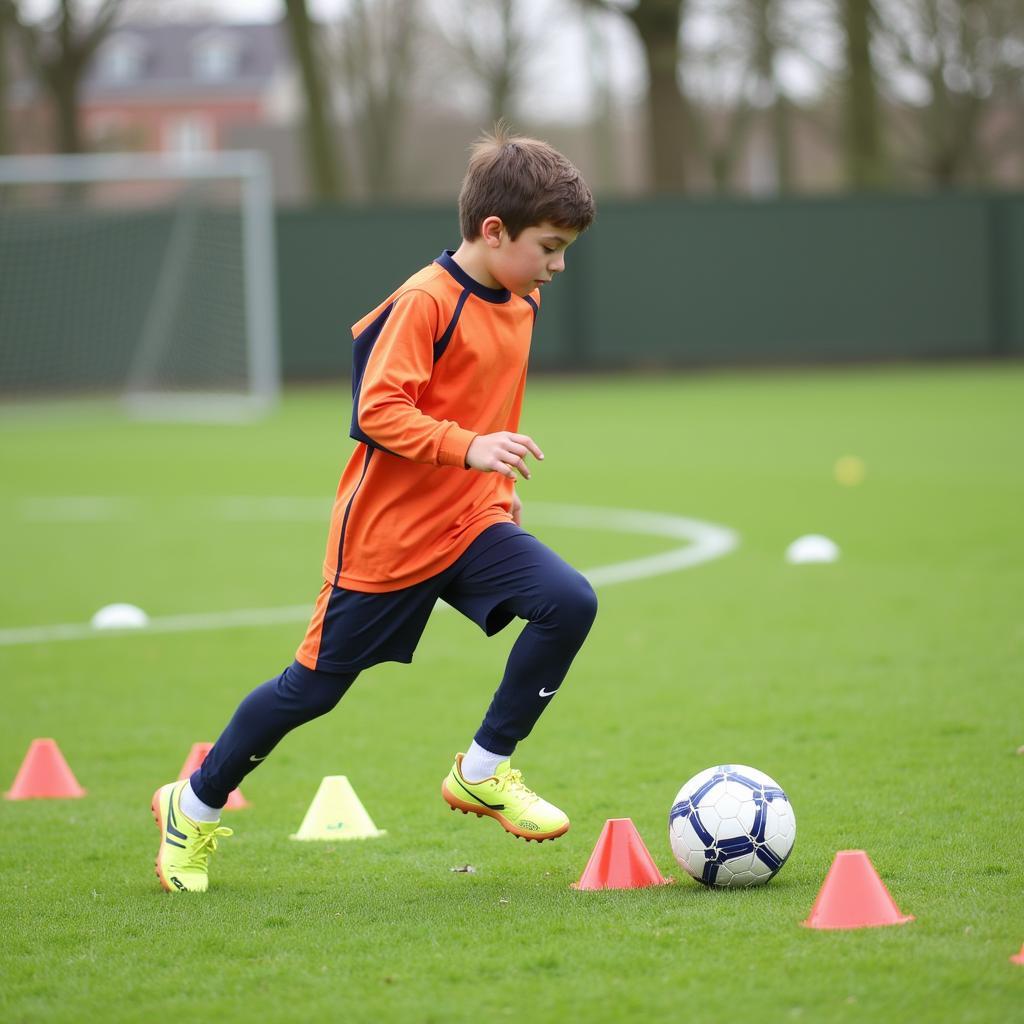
[289,775,386,841]
[834,455,866,486]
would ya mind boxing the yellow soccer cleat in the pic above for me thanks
[151,780,233,893]
[441,754,569,842]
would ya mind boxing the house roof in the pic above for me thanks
[79,21,290,100]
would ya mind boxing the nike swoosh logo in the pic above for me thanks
[538,687,559,697]
[166,794,188,844]
[249,754,267,762]
[454,775,505,811]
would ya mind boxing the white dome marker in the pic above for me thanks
[785,535,840,564]
[91,603,150,630]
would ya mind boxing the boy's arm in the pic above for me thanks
[355,289,476,467]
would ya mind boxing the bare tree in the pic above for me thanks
[331,0,419,199]
[582,3,622,192]
[840,0,887,186]
[432,0,535,126]
[0,1,12,154]
[584,0,691,191]
[684,0,786,191]
[750,0,795,189]
[283,0,345,200]
[873,0,1024,186]
[682,0,837,193]
[625,0,692,191]
[681,0,755,191]
[9,0,126,154]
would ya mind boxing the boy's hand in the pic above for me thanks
[465,432,544,480]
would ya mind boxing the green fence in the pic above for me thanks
[278,193,1024,379]
[3,195,1021,397]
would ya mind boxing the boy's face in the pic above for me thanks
[483,219,579,297]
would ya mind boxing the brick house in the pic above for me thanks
[7,21,307,198]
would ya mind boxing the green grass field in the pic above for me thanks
[1,365,1022,1023]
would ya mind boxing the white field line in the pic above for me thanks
[19,496,332,522]
[0,502,738,648]
[20,496,138,522]
[532,503,738,588]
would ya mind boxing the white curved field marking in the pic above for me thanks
[0,503,738,647]
[527,503,738,587]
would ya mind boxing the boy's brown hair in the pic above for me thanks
[458,124,595,241]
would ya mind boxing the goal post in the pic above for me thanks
[0,150,280,420]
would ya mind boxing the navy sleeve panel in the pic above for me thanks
[349,302,400,454]
[350,288,470,453]
[433,288,471,363]
[334,446,375,585]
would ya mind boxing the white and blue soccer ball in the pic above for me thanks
[669,764,796,887]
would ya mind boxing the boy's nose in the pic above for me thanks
[549,253,565,273]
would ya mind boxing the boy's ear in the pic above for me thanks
[480,216,505,248]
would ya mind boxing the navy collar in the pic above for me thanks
[435,250,511,304]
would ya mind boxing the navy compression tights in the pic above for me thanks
[190,577,597,810]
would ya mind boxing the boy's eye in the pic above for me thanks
[542,245,557,254]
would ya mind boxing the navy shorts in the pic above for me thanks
[295,522,584,673]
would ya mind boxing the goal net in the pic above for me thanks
[0,151,279,420]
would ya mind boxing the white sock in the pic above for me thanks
[460,741,506,782]
[179,781,222,823]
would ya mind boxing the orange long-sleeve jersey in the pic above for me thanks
[321,250,540,592]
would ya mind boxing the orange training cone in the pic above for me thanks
[5,738,87,799]
[573,818,673,890]
[802,850,914,930]
[178,742,249,809]
[1010,944,1024,965]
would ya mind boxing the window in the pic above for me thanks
[99,34,146,82]
[192,32,241,82]
[163,114,214,155]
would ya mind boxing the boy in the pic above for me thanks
[152,127,597,893]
